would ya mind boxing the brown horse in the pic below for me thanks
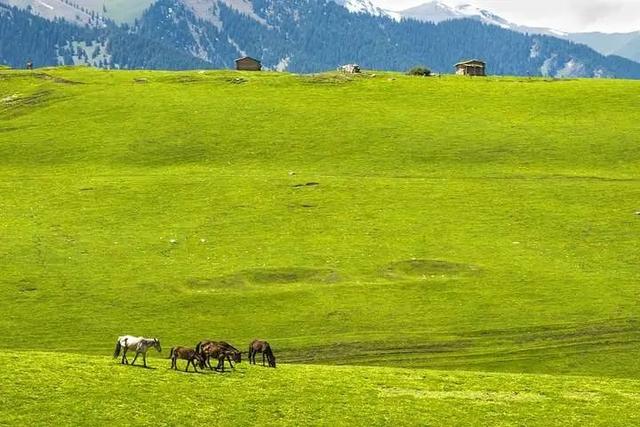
[170,346,204,372]
[249,340,276,368]
[195,341,241,371]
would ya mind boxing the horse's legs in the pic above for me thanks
[262,352,266,366]
[227,354,235,369]
[131,351,139,366]
[121,347,128,365]
[185,359,191,372]
[143,352,147,368]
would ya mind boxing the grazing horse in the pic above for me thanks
[249,340,276,368]
[195,341,241,371]
[196,341,243,372]
[113,335,162,368]
[170,347,205,372]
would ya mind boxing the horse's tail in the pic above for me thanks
[113,339,122,358]
[195,341,202,354]
[169,347,175,359]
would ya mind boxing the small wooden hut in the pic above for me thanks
[235,56,262,71]
[455,60,486,76]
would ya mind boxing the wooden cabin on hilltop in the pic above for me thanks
[235,56,262,71]
[455,60,486,76]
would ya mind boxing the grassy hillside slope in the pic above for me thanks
[2,352,640,426]
[0,68,639,381]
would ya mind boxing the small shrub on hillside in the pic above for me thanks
[408,66,431,77]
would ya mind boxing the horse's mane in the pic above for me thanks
[224,342,240,352]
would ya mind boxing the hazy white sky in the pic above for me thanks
[374,0,640,33]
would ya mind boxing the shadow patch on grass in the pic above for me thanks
[158,74,206,84]
[243,267,341,285]
[382,259,480,280]
[0,126,23,132]
[155,74,248,85]
[186,267,341,292]
[0,72,81,84]
[0,90,68,119]
[292,182,320,188]
[284,318,640,369]
[515,78,578,83]
[1,90,52,108]
[226,77,248,84]
[34,73,83,85]
[286,340,471,365]
[300,73,358,85]
[380,387,548,403]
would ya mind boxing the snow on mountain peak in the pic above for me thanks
[342,1,569,38]
[333,1,518,30]
[399,1,512,29]
[333,0,387,17]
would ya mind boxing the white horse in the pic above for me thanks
[113,335,162,368]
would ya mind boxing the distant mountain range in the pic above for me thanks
[1,0,640,79]
[340,0,640,63]
[391,1,569,37]
[567,31,640,63]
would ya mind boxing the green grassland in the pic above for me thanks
[3,352,640,426]
[1,67,640,423]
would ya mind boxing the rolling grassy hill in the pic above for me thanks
[1,67,640,423]
[2,352,640,426]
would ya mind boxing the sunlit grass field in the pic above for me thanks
[1,67,639,423]
[3,352,640,426]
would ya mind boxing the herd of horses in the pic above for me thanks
[113,335,276,372]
